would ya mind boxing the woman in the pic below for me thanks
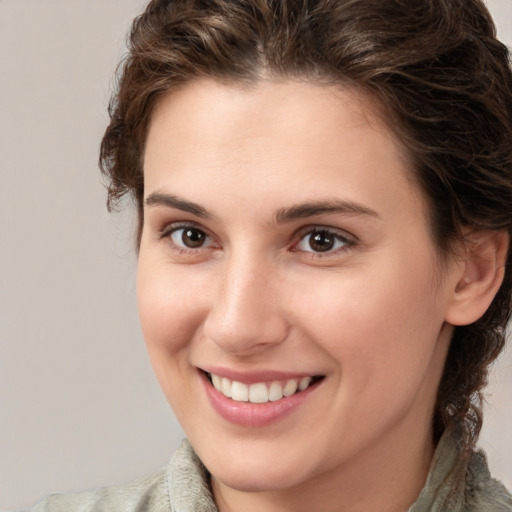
[26,0,512,510]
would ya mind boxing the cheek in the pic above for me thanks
[136,257,213,423]
[288,258,446,396]
[137,256,206,365]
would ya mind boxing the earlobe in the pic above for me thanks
[445,229,509,326]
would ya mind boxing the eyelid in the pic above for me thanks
[294,224,357,241]
[159,220,206,238]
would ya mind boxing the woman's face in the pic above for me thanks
[138,79,462,493]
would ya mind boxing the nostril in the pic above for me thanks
[204,314,290,356]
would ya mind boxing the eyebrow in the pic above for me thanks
[145,192,212,219]
[274,200,379,223]
[144,192,379,223]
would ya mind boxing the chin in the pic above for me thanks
[198,439,327,494]
[210,463,309,493]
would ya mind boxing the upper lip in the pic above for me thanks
[198,366,322,384]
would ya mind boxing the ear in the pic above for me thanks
[445,229,509,326]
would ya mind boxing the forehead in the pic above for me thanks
[143,78,427,224]
[146,78,399,154]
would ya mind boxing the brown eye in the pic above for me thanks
[296,228,353,254]
[308,231,335,252]
[170,227,210,249]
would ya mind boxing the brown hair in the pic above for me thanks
[100,0,512,451]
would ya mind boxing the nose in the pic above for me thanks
[203,254,289,356]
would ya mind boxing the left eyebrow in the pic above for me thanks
[274,199,380,224]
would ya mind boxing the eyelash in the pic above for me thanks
[159,222,357,257]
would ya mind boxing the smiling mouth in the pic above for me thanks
[206,372,324,404]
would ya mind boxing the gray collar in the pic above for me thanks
[167,429,511,512]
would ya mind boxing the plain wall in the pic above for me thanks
[1,0,511,509]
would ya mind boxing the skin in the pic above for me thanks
[138,78,469,512]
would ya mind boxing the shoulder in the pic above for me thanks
[465,451,512,511]
[410,427,511,512]
[21,440,217,512]
[23,465,170,512]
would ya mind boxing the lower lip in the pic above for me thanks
[200,372,322,427]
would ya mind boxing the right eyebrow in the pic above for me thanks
[144,192,212,219]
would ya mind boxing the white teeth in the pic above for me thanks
[249,383,268,403]
[268,381,284,401]
[209,373,316,403]
[211,374,222,392]
[298,376,312,391]
[283,379,298,397]
[231,381,249,402]
[221,377,232,398]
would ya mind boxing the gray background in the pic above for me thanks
[1,0,511,509]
